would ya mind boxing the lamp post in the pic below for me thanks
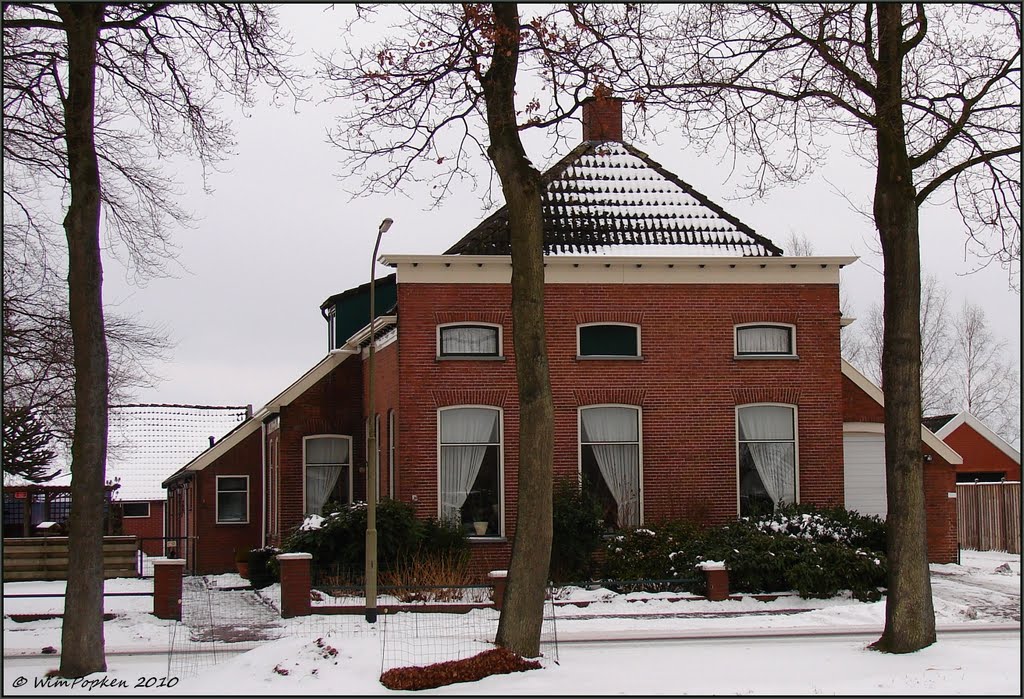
[365,216,392,624]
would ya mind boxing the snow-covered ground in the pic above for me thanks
[3,550,1019,695]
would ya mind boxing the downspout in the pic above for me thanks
[261,421,267,549]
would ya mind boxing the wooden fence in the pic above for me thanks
[2,536,138,582]
[956,481,1021,554]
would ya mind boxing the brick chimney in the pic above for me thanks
[582,94,623,142]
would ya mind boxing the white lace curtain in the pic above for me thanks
[305,437,349,516]
[441,326,497,355]
[738,406,795,508]
[737,326,791,354]
[581,407,640,527]
[440,408,499,523]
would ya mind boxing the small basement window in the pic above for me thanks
[735,324,795,357]
[438,324,500,358]
[121,502,150,518]
[578,323,640,358]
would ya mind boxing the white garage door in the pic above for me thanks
[844,432,887,518]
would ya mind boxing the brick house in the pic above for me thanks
[164,96,960,575]
[923,412,1021,483]
[105,404,250,556]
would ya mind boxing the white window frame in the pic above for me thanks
[215,475,249,525]
[303,434,354,516]
[388,409,396,500]
[734,323,797,358]
[436,322,503,359]
[576,322,642,358]
[436,405,504,538]
[577,404,644,527]
[735,403,800,517]
[121,501,150,519]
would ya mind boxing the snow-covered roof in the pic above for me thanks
[101,404,249,501]
[445,141,782,257]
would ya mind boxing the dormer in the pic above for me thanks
[320,273,397,351]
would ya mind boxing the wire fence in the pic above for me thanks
[167,576,559,679]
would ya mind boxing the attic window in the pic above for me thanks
[735,324,795,357]
[438,324,501,358]
[578,323,640,358]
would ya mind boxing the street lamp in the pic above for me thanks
[365,216,392,624]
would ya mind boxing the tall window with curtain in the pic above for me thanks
[439,407,501,537]
[735,324,795,356]
[737,405,797,516]
[304,435,352,516]
[580,406,641,530]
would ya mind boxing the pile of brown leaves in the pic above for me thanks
[379,647,542,690]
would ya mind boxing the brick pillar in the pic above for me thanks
[698,562,730,602]
[488,570,508,610]
[277,552,312,618]
[152,559,186,620]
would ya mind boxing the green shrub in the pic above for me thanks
[549,479,605,584]
[418,517,470,561]
[281,500,467,583]
[600,507,887,601]
[247,546,280,590]
[750,503,887,553]
[784,542,886,602]
[601,520,702,589]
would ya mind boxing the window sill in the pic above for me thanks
[436,356,506,361]
[733,354,799,361]
[576,355,644,361]
[467,537,507,544]
[215,520,250,525]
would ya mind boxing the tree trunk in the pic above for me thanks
[870,2,936,654]
[482,2,555,658]
[56,2,110,677]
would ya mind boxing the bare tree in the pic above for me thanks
[3,221,170,447]
[951,302,1021,444]
[2,3,297,676]
[321,3,637,656]
[854,274,956,415]
[580,2,1020,653]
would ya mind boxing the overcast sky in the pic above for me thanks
[101,4,1021,418]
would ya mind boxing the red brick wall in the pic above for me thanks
[397,281,844,578]
[276,358,364,540]
[364,340,400,502]
[842,374,885,423]
[841,374,958,563]
[943,423,1021,481]
[923,447,958,563]
[121,500,165,556]
[193,429,263,574]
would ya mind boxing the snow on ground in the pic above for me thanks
[3,550,1019,695]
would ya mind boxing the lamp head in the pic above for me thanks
[379,218,394,235]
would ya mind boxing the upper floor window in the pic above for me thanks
[438,324,501,358]
[735,324,795,357]
[578,323,640,358]
[438,407,502,537]
[579,405,641,530]
[304,435,352,516]
[216,476,249,524]
[737,404,797,517]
